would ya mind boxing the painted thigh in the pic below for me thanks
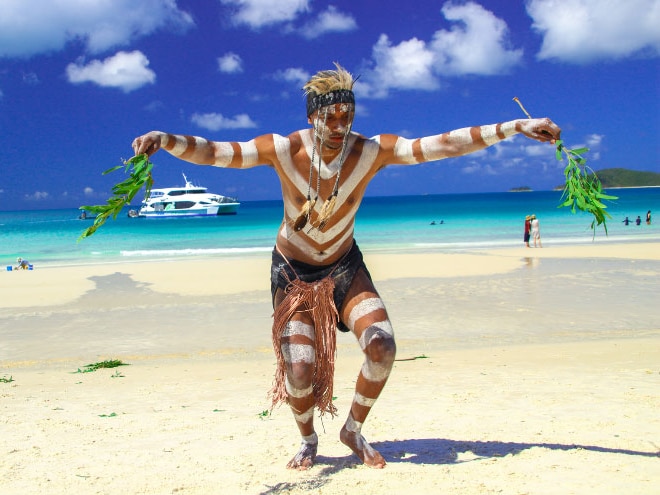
[340,269,395,360]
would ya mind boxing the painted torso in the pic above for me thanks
[271,129,382,265]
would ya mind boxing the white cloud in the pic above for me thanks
[191,112,257,131]
[431,1,523,75]
[0,0,194,58]
[84,187,94,197]
[357,1,522,98]
[25,191,50,201]
[358,35,438,98]
[23,72,40,85]
[274,67,310,87]
[299,6,357,39]
[218,52,243,73]
[461,161,499,176]
[66,51,156,92]
[527,0,660,63]
[221,0,310,28]
[586,134,604,148]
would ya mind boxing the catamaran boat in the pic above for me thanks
[135,174,240,218]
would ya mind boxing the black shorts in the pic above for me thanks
[270,241,371,332]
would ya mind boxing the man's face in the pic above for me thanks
[308,103,354,149]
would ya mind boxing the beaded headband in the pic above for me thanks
[306,89,355,116]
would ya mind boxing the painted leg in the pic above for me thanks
[340,285,396,468]
[281,319,318,470]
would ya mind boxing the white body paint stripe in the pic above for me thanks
[170,135,188,156]
[480,124,500,146]
[393,137,416,164]
[285,377,313,398]
[345,414,363,433]
[347,297,385,331]
[212,141,234,167]
[282,343,315,364]
[448,127,473,145]
[302,433,318,444]
[501,120,517,137]
[354,392,377,408]
[419,135,440,161]
[239,140,259,167]
[283,320,315,340]
[293,405,315,423]
[361,359,391,382]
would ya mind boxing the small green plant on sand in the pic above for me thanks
[78,154,154,240]
[513,97,617,235]
[0,375,14,383]
[73,359,128,374]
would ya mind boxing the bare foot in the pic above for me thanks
[286,440,318,470]
[340,426,386,468]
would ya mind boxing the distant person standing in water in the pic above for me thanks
[646,210,652,225]
[530,214,542,248]
[636,215,642,226]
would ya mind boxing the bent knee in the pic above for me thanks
[362,325,396,364]
[286,361,314,390]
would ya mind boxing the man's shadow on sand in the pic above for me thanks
[260,438,659,494]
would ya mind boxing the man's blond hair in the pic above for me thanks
[303,62,355,97]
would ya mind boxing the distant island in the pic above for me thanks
[551,168,660,190]
[509,186,533,192]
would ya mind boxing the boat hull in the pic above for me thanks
[138,203,239,218]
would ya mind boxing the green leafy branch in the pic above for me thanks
[512,97,617,236]
[555,141,617,235]
[78,154,154,240]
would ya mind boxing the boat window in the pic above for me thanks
[174,201,196,209]
[169,190,185,196]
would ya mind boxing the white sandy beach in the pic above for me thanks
[1,243,659,494]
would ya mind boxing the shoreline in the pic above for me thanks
[3,241,659,308]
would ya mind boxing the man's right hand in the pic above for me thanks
[132,131,164,156]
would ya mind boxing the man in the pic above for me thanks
[132,63,560,470]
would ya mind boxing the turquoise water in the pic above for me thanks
[1,189,658,267]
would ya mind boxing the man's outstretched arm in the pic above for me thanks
[132,131,278,169]
[380,117,561,166]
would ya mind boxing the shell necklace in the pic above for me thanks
[292,106,354,232]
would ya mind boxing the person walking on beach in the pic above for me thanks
[530,214,542,248]
[524,215,532,247]
[131,63,561,470]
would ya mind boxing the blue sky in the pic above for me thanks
[1,0,658,210]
